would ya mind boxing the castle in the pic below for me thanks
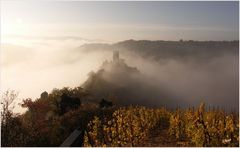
[113,50,119,62]
[112,50,125,64]
[99,50,138,74]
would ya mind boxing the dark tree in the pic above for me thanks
[99,99,113,108]
[59,93,81,115]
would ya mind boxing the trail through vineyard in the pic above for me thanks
[142,125,187,146]
[143,128,175,146]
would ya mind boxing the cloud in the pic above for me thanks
[0,36,112,100]
[1,44,34,66]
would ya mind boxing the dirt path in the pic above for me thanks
[141,128,176,146]
[141,126,188,147]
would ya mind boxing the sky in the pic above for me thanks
[1,1,239,42]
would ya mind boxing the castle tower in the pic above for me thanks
[113,50,119,61]
[40,91,48,99]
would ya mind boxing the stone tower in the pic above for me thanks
[40,91,48,99]
[113,50,119,61]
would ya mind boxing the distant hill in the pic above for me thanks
[79,40,238,63]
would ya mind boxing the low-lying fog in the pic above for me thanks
[1,37,238,112]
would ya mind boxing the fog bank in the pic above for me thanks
[1,39,238,112]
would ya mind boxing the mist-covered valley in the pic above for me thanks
[80,40,239,111]
[1,39,239,112]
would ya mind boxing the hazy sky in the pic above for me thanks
[1,1,239,42]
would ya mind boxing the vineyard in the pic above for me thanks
[83,103,239,147]
[1,90,239,147]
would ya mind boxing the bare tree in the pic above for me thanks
[1,90,19,146]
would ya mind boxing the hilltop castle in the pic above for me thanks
[113,50,119,61]
[99,50,138,74]
[112,50,125,64]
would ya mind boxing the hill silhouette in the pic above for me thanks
[82,50,180,107]
[80,40,238,63]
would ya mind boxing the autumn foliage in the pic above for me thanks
[1,89,239,147]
